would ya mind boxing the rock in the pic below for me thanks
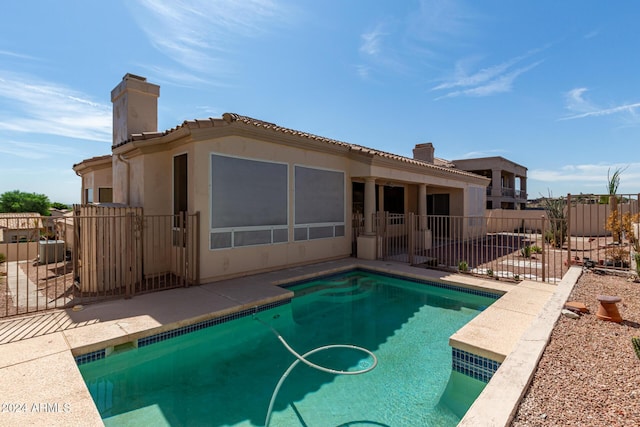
[562,309,580,319]
[564,301,589,313]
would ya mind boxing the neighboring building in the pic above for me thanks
[452,156,528,210]
[72,154,113,204]
[73,74,490,283]
[0,212,43,243]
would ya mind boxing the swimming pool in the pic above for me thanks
[78,269,498,426]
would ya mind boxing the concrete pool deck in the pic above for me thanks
[0,259,581,426]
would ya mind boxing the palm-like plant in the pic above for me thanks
[607,166,626,196]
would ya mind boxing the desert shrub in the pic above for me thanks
[540,193,567,248]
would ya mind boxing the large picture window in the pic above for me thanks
[210,154,288,249]
[294,166,345,241]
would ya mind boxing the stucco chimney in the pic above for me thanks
[111,73,160,146]
[413,142,435,163]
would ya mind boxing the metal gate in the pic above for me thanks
[73,205,200,302]
[0,208,200,319]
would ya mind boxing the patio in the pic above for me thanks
[0,259,576,426]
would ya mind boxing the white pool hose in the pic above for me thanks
[254,315,378,427]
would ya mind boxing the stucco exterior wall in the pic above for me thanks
[0,242,39,262]
[485,209,547,233]
[448,189,465,216]
[190,134,352,283]
[112,156,129,205]
[78,162,112,204]
[142,151,173,215]
[487,202,638,236]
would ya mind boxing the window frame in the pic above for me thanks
[209,153,289,250]
[293,165,346,241]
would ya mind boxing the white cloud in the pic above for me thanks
[459,149,506,158]
[436,60,542,99]
[0,71,111,142]
[530,162,640,194]
[409,0,476,45]
[432,45,546,99]
[0,140,81,159]
[563,87,593,113]
[136,64,214,89]
[130,0,287,80]
[360,26,386,57]
[560,88,640,121]
[356,22,411,79]
[0,50,38,61]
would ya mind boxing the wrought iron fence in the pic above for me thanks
[374,212,555,282]
[565,193,639,273]
[371,195,640,283]
[0,209,199,319]
[374,205,640,282]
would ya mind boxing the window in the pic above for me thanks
[98,188,113,203]
[210,154,288,249]
[294,166,345,241]
[173,154,188,246]
[384,186,404,214]
[352,182,364,215]
[174,154,188,216]
[84,188,93,204]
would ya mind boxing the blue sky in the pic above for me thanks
[1,0,640,204]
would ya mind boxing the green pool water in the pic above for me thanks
[79,270,495,426]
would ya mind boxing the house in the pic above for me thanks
[0,212,43,243]
[73,73,490,284]
[452,156,528,210]
[72,154,113,204]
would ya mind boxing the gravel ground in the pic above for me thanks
[512,270,640,426]
[19,260,74,301]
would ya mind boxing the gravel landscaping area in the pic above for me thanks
[512,270,640,426]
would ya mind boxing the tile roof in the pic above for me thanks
[72,154,112,170]
[114,112,487,181]
[0,213,43,230]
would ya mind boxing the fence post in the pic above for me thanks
[194,212,200,286]
[408,213,415,265]
[566,194,572,275]
[541,215,546,282]
[125,212,131,298]
[180,211,187,287]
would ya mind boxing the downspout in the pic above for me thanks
[117,154,130,206]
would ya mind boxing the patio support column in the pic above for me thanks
[491,168,502,200]
[418,183,427,230]
[358,177,379,260]
[364,177,376,235]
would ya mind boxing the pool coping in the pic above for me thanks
[458,266,582,426]
[0,259,580,426]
